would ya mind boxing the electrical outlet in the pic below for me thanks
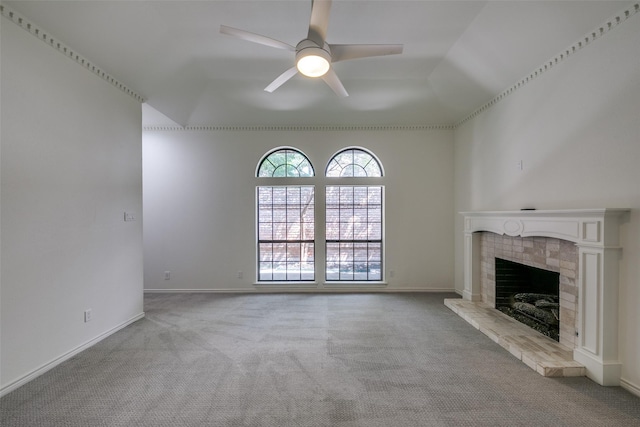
[84,309,92,323]
[124,212,136,222]
[516,160,523,171]
[237,271,243,279]
[164,271,171,280]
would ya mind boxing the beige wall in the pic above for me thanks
[143,128,455,292]
[454,17,640,393]
[1,20,143,392]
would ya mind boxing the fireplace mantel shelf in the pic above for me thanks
[461,209,629,248]
[460,208,630,386]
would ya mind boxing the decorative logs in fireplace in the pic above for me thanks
[495,258,560,341]
[499,293,560,341]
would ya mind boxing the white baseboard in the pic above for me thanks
[620,377,640,398]
[144,287,457,294]
[0,312,145,398]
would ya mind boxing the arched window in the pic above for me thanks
[325,148,383,177]
[257,148,315,281]
[325,148,384,281]
[258,148,314,177]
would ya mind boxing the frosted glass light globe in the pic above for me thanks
[297,54,330,77]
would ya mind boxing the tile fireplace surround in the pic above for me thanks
[460,209,629,386]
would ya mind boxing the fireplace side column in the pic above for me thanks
[573,243,623,386]
[463,231,482,301]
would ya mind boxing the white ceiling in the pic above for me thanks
[4,0,634,127]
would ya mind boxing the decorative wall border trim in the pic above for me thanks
[143,124,454,132]
[4,2,637,129]
[455,2,640,127]
[1,4,145,103]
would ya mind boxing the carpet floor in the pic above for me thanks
[1,292,639,426]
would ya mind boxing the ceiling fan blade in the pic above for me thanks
[265,66,299,93]
[321,68,348,97]
[308,0,332,45]
[329,44,404,63]
[220,25,295,51]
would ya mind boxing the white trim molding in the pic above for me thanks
[461,209,630,386]
[620,378,640,399]
[456,3,640,127]
[144,287,454,294]
[143,125,454,132]
[0,313,145,397]
[0,4,145,103]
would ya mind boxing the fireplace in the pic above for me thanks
[495,258,560,341]
[461,209,629,386]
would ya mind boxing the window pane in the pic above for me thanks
[287,270,301,281]
[340,223,353,240]
[258,162,276,177]
[365,162,381,177]
[258,223,272,240]
[303,209,315,226]
[369,223,382,240]
[287,187,301,203]
[258,185,315,282]
[325,149,382,177]
[302,222,315,239]
[339,209,353,223]
[259,207,272,223]
[273,223,287,240]
[258,149,314,177]
[287,224,300,240]
[340,263,354,280]
[259,262,273,281]
[353,208,367,222]
[368,209,381,223]
[325,185,383,281]
[259,243,273,261]
[352,166,367,177]
[301,267,315,281]
[354,223,367,240]
[326,208,339,223]
[370,247,381,262]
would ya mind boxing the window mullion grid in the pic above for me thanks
[347,186,354,280]
[366,186,370,280]
[286,187,290,279]
[351,187,356,280]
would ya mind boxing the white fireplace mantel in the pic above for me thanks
[461,209,629,386]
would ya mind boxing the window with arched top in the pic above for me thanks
[325,148,383,177]
[257,148,314,177]
[256,148,315,281]
[325,148,384,281]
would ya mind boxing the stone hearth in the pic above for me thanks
[458,209,628,386]
[444,298,585,377]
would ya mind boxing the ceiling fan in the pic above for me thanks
[220,0,403,97]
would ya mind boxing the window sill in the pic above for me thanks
[253,282,318,287]
[323,282,388,287]
[253,282,388,287]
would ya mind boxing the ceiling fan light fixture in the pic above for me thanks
[297,54,330,77]
[295,41,331,77]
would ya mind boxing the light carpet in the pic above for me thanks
[1,292,639,426]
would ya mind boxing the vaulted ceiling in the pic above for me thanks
[3,1,634,127]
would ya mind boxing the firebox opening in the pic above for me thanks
[495,258,560,341]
